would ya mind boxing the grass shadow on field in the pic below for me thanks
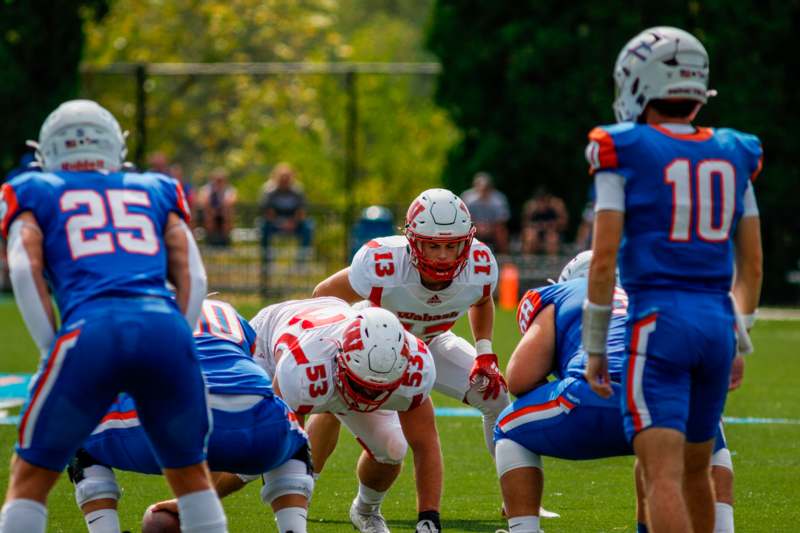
[319,518,506,531]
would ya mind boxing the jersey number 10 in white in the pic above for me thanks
[664,159,735,242]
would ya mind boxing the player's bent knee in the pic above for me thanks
[370,433,408,465]
[260,459,314,505]
[495,438,542,477]
[466,386,510,417]
[711,448,733,472]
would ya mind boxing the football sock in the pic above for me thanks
[637,523,649,533]
[355,483,386,515]
[508,515,540,533]
[177,489,228,533]
[85,508,121,533]
[274,506,307,533]
[714,502,734,533]
[0,498,47,533]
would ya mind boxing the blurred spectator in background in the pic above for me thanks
[148,151,194,209]
[574,185,595,251]
[169,162,194,210]
[196,167,237,247]
[259,162,313,257]
[147,151,171,174]
[521,187,569,255]
[461,171,510,253]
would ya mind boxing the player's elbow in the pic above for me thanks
[311,279,327,298]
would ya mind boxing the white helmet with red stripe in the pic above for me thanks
[613,26,714,122]
[335,307,409,412]
[36,99,127,172]
[404,188,475,282]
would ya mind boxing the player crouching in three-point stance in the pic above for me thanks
[311,187,507,460]
[0,101,226,533]
[250,298,443,533]
[583,27,763,533]
[67,299,312,533]
[494,252,742,533]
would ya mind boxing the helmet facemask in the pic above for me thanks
[333,311,410,412]
[406,229,475,282]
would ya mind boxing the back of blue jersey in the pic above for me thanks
[194,299,273,396]
[0,170,192,321]
[586,124,763,293]
[516,279,627,381]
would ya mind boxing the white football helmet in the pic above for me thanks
[613,27,714,123]
[405,188,476,282]
[558,251,593,283]
[36,99,127,172]
[335,307,409,412]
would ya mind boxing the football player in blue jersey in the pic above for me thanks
[494,252,741,533]
[0,100,226,533]
[582,27,763,532]
[67,299,312,533]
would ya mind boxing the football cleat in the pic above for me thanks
[415,519,440,532]
[349,499,391,533]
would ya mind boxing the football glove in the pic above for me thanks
[469,353,508,401]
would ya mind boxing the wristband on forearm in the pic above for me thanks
[741,312,756,330]
[475,339,493,355]
[582,299,612,355]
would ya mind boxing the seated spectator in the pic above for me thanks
[147,152,194,209]
[461,172,510,253]
[259,162,313,257]
[521,187,569,255]
[196,167,237,246]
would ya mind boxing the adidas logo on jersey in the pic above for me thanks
[427,294,442,305]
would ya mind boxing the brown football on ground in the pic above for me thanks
[141,506,181,533]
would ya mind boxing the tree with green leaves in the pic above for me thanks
[0,0,109,175]
[427,0,800,303]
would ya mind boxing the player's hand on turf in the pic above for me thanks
[729,354,745,391]
[150,498,179,515]
[585,354,612,398]
[469,353,508,400]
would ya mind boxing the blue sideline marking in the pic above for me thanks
[1,375,798,426]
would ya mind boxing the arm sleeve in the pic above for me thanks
[594,172,626,212]
[7,219,55,353]
[177,219,207,326]
[742,181,760,218]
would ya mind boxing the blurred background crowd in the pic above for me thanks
[2,0,799,303]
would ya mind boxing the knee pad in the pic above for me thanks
[366,431,408,465]
[73,465,121,507]
[495,438,542,478]
[68,449,121,507]
[711,448,733,472]
[260,459,315,505]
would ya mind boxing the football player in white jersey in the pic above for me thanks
[311,188,509,471]
[250,298,443,533]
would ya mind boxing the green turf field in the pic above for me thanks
[1,296,798,532]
